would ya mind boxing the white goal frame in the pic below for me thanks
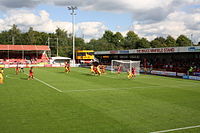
[111,60,141,75]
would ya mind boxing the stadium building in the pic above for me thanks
[95,46,200,78]
[0,45,50,66]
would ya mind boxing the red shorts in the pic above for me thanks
[29,73,33,76]
[132,71,136,75]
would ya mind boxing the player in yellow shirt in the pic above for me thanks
[0,68,4,74]
[90,65,95,74]
[99,64,106,74]
[64,62,70,73]
[96,65,101,75]
[127,67,136,79]
[91,62,101,75]
[127,70,133,79]
[92,65,101,75]
[0,70,4,84]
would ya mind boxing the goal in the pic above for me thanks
[111,60,141,75]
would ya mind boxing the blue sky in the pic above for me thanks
[0,0,199,42]
[36,4,132,31]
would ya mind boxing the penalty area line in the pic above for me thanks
[24,73,62,93]
[150,125,200,133]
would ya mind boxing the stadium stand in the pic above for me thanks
[0,45,50,65]
[95,46,200,76]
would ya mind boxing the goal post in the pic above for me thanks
[111,60,141,75]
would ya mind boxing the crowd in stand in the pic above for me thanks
[141,56,200,74]
[0,53,49,65]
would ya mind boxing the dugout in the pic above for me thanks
[94,46,200,74]
[49,57,71,64]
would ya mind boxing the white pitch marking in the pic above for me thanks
[150,125,200,133]
[25,73,62,93]
[5,75,20,80]
[74,69,126,79]
[34,77,63,93]
[64,86,158,93]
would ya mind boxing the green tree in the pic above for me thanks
[135,38,150,49]
[0,31,10,44]
[176,35,192,46]
[55,28,68,46]
[124,31,139,49]
[165,35,177,47]
[150,40,161,48]
[112,32,124,49]
[8,24,22,45]
[101,30,116,50]
[54,28,70,56]
[150,37,166,48]
[88,39,115,51]
[75,37,85,50]
[102,30,114,43]
[27,27,37,45]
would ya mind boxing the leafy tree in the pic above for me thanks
[55,28,68,46]
[102,30,114,43]
[75,37,85,50]
[8,24,22,45]
[150,40,161,48]
[0,31,11,44]
[112,32,124,49]
[124,31,139,49]
[9,24,21,35]
[150,37,166,48]
[165,35,177,47]
[26,27,37,45]
[176,35,192,46]
[135,38,150,49]
[155,37,166,47]
[0,23,198,58]
[88,38,115,51]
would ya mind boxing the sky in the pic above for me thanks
[0,0,200,43]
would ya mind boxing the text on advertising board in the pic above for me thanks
[137,48,175,53]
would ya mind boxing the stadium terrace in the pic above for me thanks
[0,45,50,65]
[95,46,200,78]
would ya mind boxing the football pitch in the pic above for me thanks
[1,67,200,133]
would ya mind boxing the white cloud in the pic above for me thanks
[77,22,107,39]
[131,10,200,43]
[0,9,107,41]
[1,0,200,22]
[46,0,200,22]
[0,1,200,43]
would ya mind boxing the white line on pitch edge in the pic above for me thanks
[150,125,200,133]
[25,73,62,93]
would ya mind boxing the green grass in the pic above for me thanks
[0,67,200,133]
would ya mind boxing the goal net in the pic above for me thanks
[111,60,140,75]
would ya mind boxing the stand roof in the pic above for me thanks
[0,45,50,51]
